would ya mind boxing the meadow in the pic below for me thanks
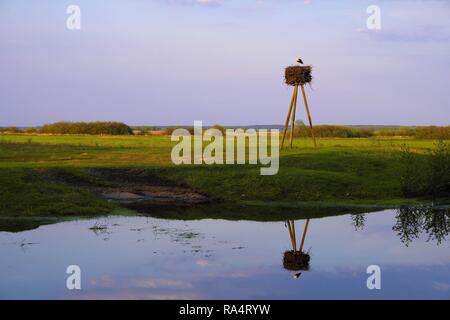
[0,133,448,223]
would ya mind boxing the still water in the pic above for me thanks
[0,208,449,299]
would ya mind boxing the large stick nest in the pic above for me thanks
[283,251,310,271]
[285,65,312,86]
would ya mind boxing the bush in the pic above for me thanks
[210,125,226,134]
[131,126,162,131]
[162,125,226,136]
[400,146,429,197]
[40,122,133,135]
[0,127,23,133]
[375,127,416,137]
[416,126,450,140]
[375,126,450,139]
[163,127,195,135]
[429,140,450,196]
[292,125,374,138]
[400,141,450,197]
[24,128,39,134]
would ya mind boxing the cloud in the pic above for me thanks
[89,274,193,289]
[432,281,450,292]
[359,0,450,43]
[363,24,450,42]
[196,259,211,267]
[165,0,222,8]
[164,0,314,8]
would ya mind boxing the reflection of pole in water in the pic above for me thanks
[283,219,311,273]
[287,221,297,252]
[299,219,310,252]
[287,219,310,253]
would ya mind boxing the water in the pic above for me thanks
[0,209,449,299]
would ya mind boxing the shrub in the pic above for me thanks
[375,127,416,137]
[163,127,195,135]
[40,122,132,135]
[375,126,450,139]
[400,141,450,197]
[416,126,450,140]
[210,125,226,134]
[24,127,39,134]
[429,140,450,196]
[0,127,23,133]
[399,146,428,197]
[292,125,373,138]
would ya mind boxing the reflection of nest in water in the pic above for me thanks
[283,251,310,271]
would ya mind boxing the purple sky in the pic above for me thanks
[1,0,449,126]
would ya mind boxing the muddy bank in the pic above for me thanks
[38,168,212,211]
[101,186,210,210]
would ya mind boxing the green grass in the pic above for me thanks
[0,133,447,222]
[0,168,115,217]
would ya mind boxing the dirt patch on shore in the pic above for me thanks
[101,186,210,207]
[33,168,211,210]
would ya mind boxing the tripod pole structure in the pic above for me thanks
[299,219,310,253]
[281,85,298,148]
[291,220,297,251]
[287,221,297,253]
[300,84,317,147]
[289,84,298,148]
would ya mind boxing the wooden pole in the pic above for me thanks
[281,85,298,148]
[291,220,297,251]
[287,221,297,252]
[289,85,299,149]
[300,85,317,147]
[299,219,310,253]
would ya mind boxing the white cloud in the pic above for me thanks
[432,281,450,292]
[165,0,222,8]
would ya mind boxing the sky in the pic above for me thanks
[0,0,449,126]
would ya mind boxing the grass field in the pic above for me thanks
[0,133,448,222]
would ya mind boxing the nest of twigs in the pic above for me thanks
[283,251,310,271]
[285,65,312,86]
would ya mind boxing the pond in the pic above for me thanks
[0,207,449,299]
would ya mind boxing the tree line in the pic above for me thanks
[1,123,449,139]
[0,122,133,135]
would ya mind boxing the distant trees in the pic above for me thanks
[0,127,22,133]
[416,126,450,140]
[290,125,450,139]
[163,127,195,135]
[39,122,133,135]
[292,124,374,138]
[1,123,449,139]
[0,122,133,135]
[375,126,450,139]
[210,124,226,134]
